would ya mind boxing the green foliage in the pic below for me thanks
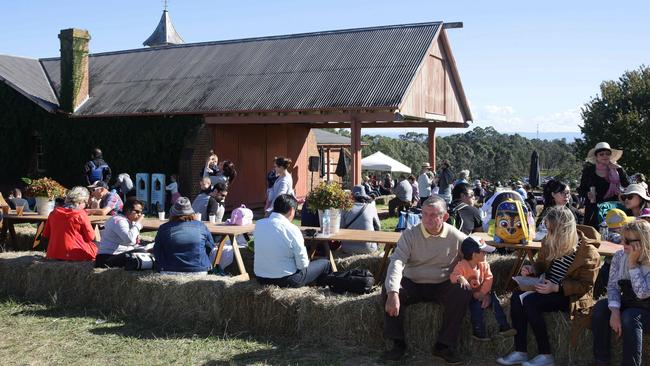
[21,177,67,199]
[361,126,582,183]
[0,83,202,189]
[306,181,353,212]
[576,65,650,175]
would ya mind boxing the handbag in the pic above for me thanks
[124,252,155,271]
[327,268,375,294]
[619,279,650,311]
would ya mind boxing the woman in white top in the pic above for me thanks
[266,156,294,213]
[165,174,180,205]
[95,197,145,268]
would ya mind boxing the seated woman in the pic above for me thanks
[153,197,215,275]
[536,180,583,229]
[621,183,650,218]
[340,186,381,254]
[42,186,97,261]
[496,206,600,366]
[95,197,146,268]
[592,220,650,366]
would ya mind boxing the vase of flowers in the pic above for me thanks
[22,177,67,216]
[306,182,353,234]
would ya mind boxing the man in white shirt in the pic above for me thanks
[254,194,331,287]
[418,162,435,206]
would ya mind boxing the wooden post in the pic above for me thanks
[351,119,362,185]
[326,148,331,181]
[428,127,437,171]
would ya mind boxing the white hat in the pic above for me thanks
[621,184,650,202]
[585,142,623,164]
[421,162,431,168]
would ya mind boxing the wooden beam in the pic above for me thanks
[351,119,362,186]
[204,110,398,124]
[358,121,468,128]
[428,127,437,171]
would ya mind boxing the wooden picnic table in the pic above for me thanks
[0,211,108,249]
[301,227,401,282]
[139,217,254,281]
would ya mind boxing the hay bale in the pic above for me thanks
[0,252,629,365]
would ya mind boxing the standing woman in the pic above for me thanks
[266,156,294,213]
[578,142,630,228]
[201,150,220,186]
[497,206,600,366]
[592,220,650,366]
[620,184,650,218]
[214,160,237,188]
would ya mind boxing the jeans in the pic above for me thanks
[383,278,472,348]
[510,291,569,354]
[256,259,331,288]
[469,292,509,333]
[592,298,650,366]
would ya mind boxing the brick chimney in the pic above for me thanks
[58,28,91,113]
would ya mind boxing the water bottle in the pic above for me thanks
[322,211,331,237]
[599,220,609,240]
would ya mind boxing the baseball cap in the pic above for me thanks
[87,180,108,190]
[461,236,496,259]
[605,208,635,229]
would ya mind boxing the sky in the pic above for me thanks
[1,0,648,136]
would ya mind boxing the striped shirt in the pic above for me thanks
[545,251,577,285]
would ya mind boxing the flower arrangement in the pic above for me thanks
[306,181,353,213]
[21,177,67,200]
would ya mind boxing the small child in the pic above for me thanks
[165,174,180,205]
[451,236,516,341]
[605,209,635,243]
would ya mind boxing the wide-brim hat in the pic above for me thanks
[585,142,623,164]
[351,185,370,200]
[421,162,431,168]
[621,184,650,202]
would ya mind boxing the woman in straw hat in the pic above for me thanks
[621,183,650,218]
[578,142,630,228]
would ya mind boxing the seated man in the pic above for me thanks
[7,188,31,212]
[86,181,124,216]
[388,175,413,216]
[254,194,331,288]
[448,183,483,235]
[383,195,471,364]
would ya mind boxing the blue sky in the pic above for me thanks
[1,0,648,135]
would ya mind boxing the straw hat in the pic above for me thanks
[621,184,650,202]
[585,142,623,164]
[421,162,431,168]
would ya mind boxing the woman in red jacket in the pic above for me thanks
[42,186,97,261]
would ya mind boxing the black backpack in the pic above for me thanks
[327,269,375,294]
[447,202,468,231]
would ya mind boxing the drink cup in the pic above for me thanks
[1,206,9,215]
[158,212,165,220]
[195,213,202,221]
[589,186,596,203]
[209,215,217,224]
[15,205,24,216]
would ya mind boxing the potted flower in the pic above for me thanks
[21,177,67,216]
[306,181,353,234]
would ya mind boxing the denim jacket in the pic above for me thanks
[153,220,215,272]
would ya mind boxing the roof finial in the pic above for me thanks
[143,1,184,47]
[163,0,168,11]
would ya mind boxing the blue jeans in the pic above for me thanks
[470,292,509,333]
[592,298,650,366]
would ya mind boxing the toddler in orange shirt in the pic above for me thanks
[451,236,516,341]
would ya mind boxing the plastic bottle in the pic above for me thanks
[322,210,331,237]
[599,220,609,240]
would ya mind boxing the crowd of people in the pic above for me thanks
[3,141,650,366]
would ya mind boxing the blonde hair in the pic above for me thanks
[622,220,650,265]
[65,186,90,207]
[205,150,218,164]
[542,206,578,261]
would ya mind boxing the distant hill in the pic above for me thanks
[363,129,583,142]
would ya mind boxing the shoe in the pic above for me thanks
[381,345,405,361]
[522,354,555,366]
[472,330,490,342]
[496,351,528,365]
[432,347,463,364]
[497,326,517,337]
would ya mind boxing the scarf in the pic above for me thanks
[596,162,621,199]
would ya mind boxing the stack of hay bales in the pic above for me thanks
[0,252,609,364]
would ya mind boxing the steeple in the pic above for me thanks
[143,5,184,47]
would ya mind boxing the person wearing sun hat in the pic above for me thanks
[578,142,630,228]
[639,208,650,224]
[620,183,650,218]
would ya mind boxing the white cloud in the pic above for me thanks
[472,105,582,133]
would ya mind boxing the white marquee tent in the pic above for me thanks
[361,151,412,173]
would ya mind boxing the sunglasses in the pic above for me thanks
[624,237,641,245]
[623,195,638,201]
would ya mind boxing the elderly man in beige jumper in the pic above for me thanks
[382,195,471,365]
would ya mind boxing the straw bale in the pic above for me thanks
[0,252,630,365]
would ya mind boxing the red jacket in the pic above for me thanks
[42,207,97,261]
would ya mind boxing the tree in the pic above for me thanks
[577,66,650,175]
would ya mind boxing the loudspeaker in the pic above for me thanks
[308,156,320,172]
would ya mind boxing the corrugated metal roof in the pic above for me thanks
[0,55,58,111]
[41,22,442,116]
[143,10,184,47]
[313,129,351,145]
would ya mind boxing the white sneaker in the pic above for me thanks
[522,354,555,366]
[496,351,528,365]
